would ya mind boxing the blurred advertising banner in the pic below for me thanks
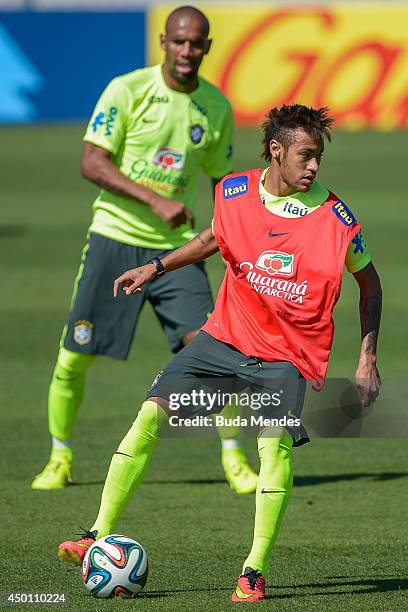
[149,4,408,130]
[0,11,145,122]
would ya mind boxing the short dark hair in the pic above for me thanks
[261,105,334,161]
[165,5,210,37]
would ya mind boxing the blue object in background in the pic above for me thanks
[0,12,146,122]
[0,22,44,122]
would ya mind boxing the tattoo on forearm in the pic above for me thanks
[360,295,382,354]
[195,233,206,246]
[361,331,377,355]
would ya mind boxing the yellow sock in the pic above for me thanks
[92,401,168,537]
[243,427,293,575]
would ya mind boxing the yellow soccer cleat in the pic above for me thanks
[222,447,258,495]
[31,448,72,490]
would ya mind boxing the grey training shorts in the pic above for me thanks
[147,331,308,445]
[62,232,214,359]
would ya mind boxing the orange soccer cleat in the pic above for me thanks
[231,567,266,603]
[58,528,98,566]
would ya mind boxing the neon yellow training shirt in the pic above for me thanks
[84,64,234,249]
[259,170,371,273]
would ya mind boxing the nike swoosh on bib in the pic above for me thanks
[268,231,289,237]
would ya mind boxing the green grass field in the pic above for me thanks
[1,126,407,611]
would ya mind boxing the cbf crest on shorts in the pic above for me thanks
[190,124,204,144]
[148,370,163,393]
[74,320,94,345]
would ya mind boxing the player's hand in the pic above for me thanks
[113,263,157,297]
[355,357,382,407]
[150,196,194,229]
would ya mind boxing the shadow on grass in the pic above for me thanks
[140,586,231,599]
[0,224,26,237]
[145,472,408,487]
[71,479,228,487]
[145,478,227,486]
[140,576,408,600]
[294,471,408,486]
[71,472,408,488]
[266,576,408,600]
[70,481,105,486]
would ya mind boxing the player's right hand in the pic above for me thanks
[355,359,382,407]
[150,197,194,229]
[113,263,157,297]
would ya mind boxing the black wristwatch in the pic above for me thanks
[148,257,166,277]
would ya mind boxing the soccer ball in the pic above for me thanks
[81,534,148,598]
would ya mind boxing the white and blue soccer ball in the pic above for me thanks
[81,534,148,598]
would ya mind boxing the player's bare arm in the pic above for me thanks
[353,261,382,406]
[113,227,218,297]
[81,142,194,229]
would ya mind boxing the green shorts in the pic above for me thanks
[147,331,308,445]
[62,232,214,359]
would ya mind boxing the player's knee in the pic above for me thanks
[117,401,169,456]
[56,347,96,375]
[258,426,293,463]
[135,401,169,437]
[259,425,292,444]
[258,427,293,490]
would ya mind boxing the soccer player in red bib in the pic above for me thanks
[58,105,382,603]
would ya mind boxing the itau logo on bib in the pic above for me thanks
[223,175,248,199]
[256,251,294,276]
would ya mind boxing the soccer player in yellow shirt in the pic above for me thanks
[32,6,257,495]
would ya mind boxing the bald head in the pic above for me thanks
[165,5,210,37]
[160,5,212,93]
